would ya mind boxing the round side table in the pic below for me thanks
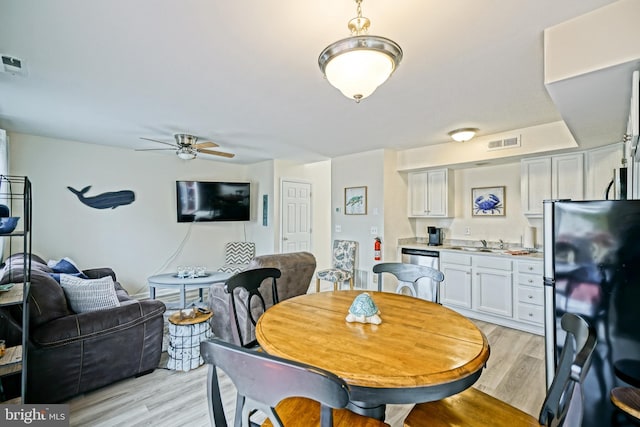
[167,310,213,372]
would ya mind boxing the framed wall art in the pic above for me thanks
[472,186,505,216]
[344,186,367,215]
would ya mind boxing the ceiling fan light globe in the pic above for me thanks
[177,149,196,160]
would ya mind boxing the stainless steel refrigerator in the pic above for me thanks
[544,200,640,426]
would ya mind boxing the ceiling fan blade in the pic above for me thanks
[198,149,235,158]
[135,148,176,151]
[194,141,219,149]
[140,137,178,148]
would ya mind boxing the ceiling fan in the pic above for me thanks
[137,133,235,160]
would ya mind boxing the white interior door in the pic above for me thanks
[281,180,311,253]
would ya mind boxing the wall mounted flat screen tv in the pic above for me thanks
[176,181,250,222]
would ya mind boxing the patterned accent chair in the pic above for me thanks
[217,242,256,274]
[315,240,357,292]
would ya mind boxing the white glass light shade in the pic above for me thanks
[319,36,402,102]
[448,128,479,142]
[325,49,395,100]
[177,148,197,160]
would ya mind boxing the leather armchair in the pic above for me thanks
[208,251,316,344]
[0,253,166,403]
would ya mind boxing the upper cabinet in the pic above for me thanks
[408,169,454,218]
[552,153,585,201]
[521,157,551,216]
[521,153,584,217]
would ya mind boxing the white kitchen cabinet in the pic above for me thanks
[521,157,551,216]
[439,250,543,335]
[472,256,513,318]
[515,260,544,327]
[552,153,584,200]
[521,153,584,217]
[585,143,625,200]
[440,252,472,309]
[408,169,453,217]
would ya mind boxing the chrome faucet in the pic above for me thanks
[480,239,488,248]
[499,239,505,249]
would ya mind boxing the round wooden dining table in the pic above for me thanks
[256,290,490,419]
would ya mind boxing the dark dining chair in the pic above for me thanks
[200,337,389,427]
[373,262,444,303]
[224,267,281,348]
[403,312,597,427]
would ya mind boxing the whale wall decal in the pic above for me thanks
[67,185,135,209]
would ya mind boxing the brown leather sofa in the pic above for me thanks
[208,251,316,344]
[0,253,166,403]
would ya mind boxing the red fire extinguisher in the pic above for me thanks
[374,237,381,261]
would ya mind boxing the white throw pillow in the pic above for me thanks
[59,274,121,313]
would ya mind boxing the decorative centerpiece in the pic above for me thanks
[346,292,382,325]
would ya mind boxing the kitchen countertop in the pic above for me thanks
[398,240,544,260]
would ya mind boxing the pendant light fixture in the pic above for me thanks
[318,0,402,103]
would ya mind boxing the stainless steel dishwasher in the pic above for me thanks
[401,248,441,302]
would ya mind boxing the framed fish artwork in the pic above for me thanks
[344,186,367,215]
[472,186,505,216]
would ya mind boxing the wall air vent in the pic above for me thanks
[487,135,521,151]
[0,55,27,76]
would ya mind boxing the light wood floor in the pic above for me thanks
[66,316,546,427]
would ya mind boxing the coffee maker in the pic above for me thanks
[428,226,443,246]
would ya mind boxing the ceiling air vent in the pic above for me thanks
[487,135,521,151]
[0,55,26,76]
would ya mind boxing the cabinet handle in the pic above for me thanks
[528,279,533,283]
[528,266,533,271]
[528,295,533,299]
[528,312,534,317]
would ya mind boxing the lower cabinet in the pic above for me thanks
[515,260,545,327]
[440,251,544,335]
[440,253,472,309]
[473,256,513,318]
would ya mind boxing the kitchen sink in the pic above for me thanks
[449,246,506,253]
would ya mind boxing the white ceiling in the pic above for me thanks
[0,0,617,164]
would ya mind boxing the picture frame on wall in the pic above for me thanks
[472,186,505,216]
[344,186,367,215]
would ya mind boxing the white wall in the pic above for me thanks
[274,159,332,270]
[414,162,538,246]
[397,121,577,171]
[9,132,257,294]
[330,150,387,288]
[383,150,412,261]
[246,160,276,255]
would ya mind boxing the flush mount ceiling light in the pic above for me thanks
[318,0,402,103]
[448,128,479,142]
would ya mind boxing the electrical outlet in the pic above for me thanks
[372,274,378,284]
[465,227,471,235]
[370,226,378,235]
[335,225,342,233]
